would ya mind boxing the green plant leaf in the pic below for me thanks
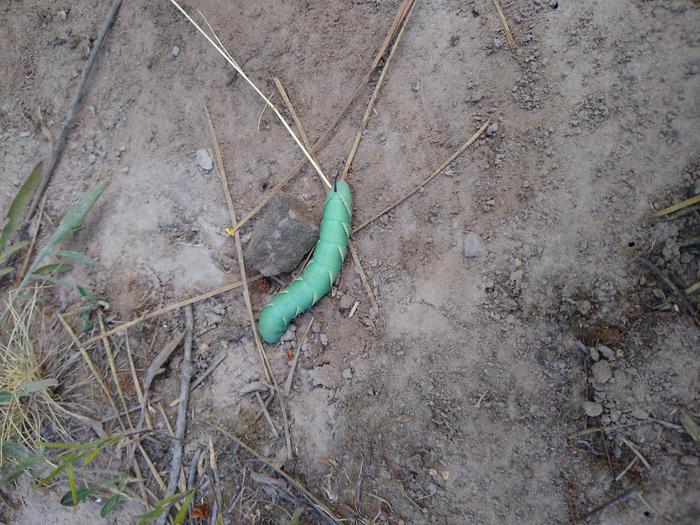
[0,390,13,404]
[59,485,94,507]
[19,378,58,394]
[0,267,13,279]
[137,507,166,524]
[174,491,195,524]
[82,448,101,466]
[0,162,43,251]
[289,509,302,525]
[31,263,73,275]
[56,250,96,265]
[100,494,120,517]
[67,463,78,509]
[0,440,33,462]
[0,240,28,263]
[0,456,45,484]
[47,181,108,248]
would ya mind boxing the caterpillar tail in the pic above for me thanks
[257,180,353,344]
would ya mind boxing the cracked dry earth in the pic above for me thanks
[1,0,699,524]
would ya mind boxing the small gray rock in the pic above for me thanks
[88,154,96,164]
[341,368,353,380]
[319,334,328,346]
[680,455,699,466]
[486,122,498,136]
[597,344,614,360]
[339,294,355,310]
[171,46,180,57]
[57,10,67,21]
[591,360,612,384]
[463,232,484,258]
[583,401,603,417]
[588,346,600,361]
[246,193,319,276]
[196,148,213,171]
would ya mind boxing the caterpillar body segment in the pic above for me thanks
[258,180,353,343]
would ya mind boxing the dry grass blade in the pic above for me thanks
[685,280,700,295]
[59,314,126,433]
[353,122,489,233]
[284,317,314,396]
[97,312,133,428]
[228,0,417,234]
[654,194,700,217]
[341,0,416,180]
[169,0,330,188]
[273,78,381,315]
[82,274,262,345]
[620,436,652,469]
[207,421,340,525]
[205,105,292,458]
[492,0,517,50]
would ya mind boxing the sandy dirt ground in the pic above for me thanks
[1,0,699,524]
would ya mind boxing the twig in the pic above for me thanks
[82,274,262,345]
[58,314,126,433]
[620,436,651,469]
[273,78,380,315]
[615,456,638,481]
[598,425,614,475]
[255,392,279,438]
[284,317,314,395]
[206,421,340,525]
[124,334,149,428]
[98,312,133,428]
[352,122,489,233]
[227,0,417,234]
[654,194,700,217]
[26,0,123,221]
[581,486,641,520]
[157,305,194,525]
[491,0,517,51]
[341,0,416,180]
[190,352,227,390]
[639,259,696,317]
[15,192,47,286]
[205,106,292,459]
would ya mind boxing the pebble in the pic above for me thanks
[486,122,498,136]
[88,154,97,164]
[591,360,612,384]
[588,346,600,361]
[19,131,31,138]
[341,368,353,380]
[56,10,67,22]
[463,232,484,258]
[172,46,180,58]
[281,328,295,342]
[597,344,614,360]
[319,334,328,346]
[196,148,213,171]
[339,294,355,310]
[583,401,603,417]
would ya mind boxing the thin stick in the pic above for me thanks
[353,122,489,233]
[255,392,279,438]
[228,0,417,234]
[157,305,194,525]
[582,486,641,520]
[491,0,517,51]
[273,77,312,152]
[654,194,700,217]
[98,312,133,428]
[16,192,47,286]
[58,314,126,433]
[341,0,416,180]
[169,1,331,189]
[284,317,314,396]
[206,421,340,525]
[620,436,652,469]
[125,334,151,429]
[205,106,292,458]
[274,78,380,314]
[82,274,262,345]
[639,259,696,317]
[615,456,638,482]
[26,0,123,221]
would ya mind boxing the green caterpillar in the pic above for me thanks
[258,180,352,344]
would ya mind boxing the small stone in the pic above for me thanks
[583,401,603,417]
[577,300,592,315]
[196,148,213,171]
[486,122,498,136]
[680,455,699,466]
[18,131,31,138]
[411,81,420,93]
[597,344,614,360]
[171,46,180,57]
[319,334,328,346]
[529,405,544,418]
[281,329,295,342]
[591,360,612,384]
[246,193,319,276]
[339,294,355,310]
[341,368,353,380]
[57,10,67,21]
[463,232,484,258]
[589,346,600,362]
[88,154,97,164]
